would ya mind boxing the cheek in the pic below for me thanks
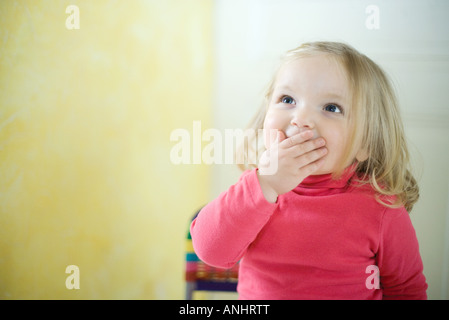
[262,119,275,149]
[314,134,347,175]
[262,111,286,149]
[263,111,284,130]
[322,129,349,161]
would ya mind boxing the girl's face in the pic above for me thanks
[263,54,357,175]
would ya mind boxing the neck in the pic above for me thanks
[293,165,357,196]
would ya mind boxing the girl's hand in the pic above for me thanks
[257,130,327,203]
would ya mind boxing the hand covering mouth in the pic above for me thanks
[285,126,319,139]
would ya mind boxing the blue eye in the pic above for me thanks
[324,103,343,114]
[281,95,295,104]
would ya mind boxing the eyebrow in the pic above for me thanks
[323,92,345,100]
[274,85,346,101]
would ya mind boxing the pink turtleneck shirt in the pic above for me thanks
[190,168,427,300]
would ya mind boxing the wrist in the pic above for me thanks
[256,170,278,203]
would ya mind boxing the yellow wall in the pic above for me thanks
[0,0,212,299]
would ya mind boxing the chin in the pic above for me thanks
[310,169,331,176]
[311,161,336,176]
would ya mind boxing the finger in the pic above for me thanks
[290,137,326,158]
[294,147,328,169]
[270,129,287,146]
[280,130,314,149]
[299,157,326,177]
[277,130,286,142]
[263,129,282,149]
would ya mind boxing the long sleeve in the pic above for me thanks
[190,169,278,268]
[377,207,428,299]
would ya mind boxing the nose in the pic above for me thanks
[290,106,315,131]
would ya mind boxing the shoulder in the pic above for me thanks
[239,168,256,180]
[349,176,404,213]
[234,169,260,190]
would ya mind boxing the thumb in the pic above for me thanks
[266,129,286,149]
[277,130,286,142]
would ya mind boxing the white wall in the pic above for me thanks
[211,0,449,299]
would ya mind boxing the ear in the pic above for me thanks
[355,148,369,162]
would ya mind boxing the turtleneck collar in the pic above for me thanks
[293,164,357,196]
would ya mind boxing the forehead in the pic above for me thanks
[274,54,351,100]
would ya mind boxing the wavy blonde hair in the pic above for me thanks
[239,41,419,212]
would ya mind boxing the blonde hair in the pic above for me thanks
[239,41,419,212]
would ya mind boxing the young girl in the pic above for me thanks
[190,41,427,299]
